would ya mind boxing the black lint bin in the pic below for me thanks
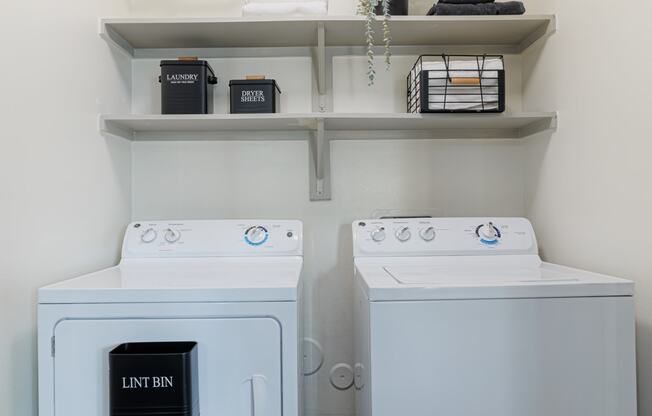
[109,342,199,416]
[159,59,217,114]
[229,79,281,113]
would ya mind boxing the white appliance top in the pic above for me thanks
[353,217,633,300]
[39,220,303,304]
[122,219,302,258]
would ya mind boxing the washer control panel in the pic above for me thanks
[353,217,537,257]
[123,220,302,258]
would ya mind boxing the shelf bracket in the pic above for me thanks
[309,119,331,201]
[98,115,134,140]
[518,112,559,138]
[519,14,557,53]
[316,22,326,97]
[99,21,135,58]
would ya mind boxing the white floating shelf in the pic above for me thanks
[101,15,556,56]
[100,112,557,200]
[102,114,315,140]
[100,112,557,141]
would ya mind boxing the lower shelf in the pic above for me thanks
[100,112,557,201]
[100,112,557,141]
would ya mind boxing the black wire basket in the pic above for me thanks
[407,54,505,113]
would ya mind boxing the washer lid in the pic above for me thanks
[355,256,634,301]
[38,257,302,304]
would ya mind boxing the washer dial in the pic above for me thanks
[419,226,436,242]
[245,226,269,246]
[395,227,411,242]
[164,228,181,243]
[476,222,501,245]
[140,228,157,243]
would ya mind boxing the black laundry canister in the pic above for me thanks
[229,79,281,113]
[160,59,217,114]
[109,342,199,416]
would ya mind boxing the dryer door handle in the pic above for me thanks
[250,375,267,416]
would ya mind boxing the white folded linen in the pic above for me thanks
[409,58,503,111]
[429,102,499,111]
[428,86,501,95]
[410,58,503,86]
[421,58,503,72]
[426,79,500,87]
[428,88,499,110]
[409,79,499,92]
[426,70,500,79]
[242,1,327,16]
[429,95,499,103]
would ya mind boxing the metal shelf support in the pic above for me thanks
[317,22,326,96]
[309,119,331,201]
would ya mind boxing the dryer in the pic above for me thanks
[352,217,636,416]
[38,220,303,416]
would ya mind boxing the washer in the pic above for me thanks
[38,220,303,416]
[352,217,636,416]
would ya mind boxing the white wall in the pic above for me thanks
[522,1,652,414]
[6,1,650,416]
[0,1,132,414]
[130,49,526,416]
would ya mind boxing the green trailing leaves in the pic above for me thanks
[358,0,392,86]
[382,0,392,70]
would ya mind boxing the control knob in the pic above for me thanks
[420,226,436,242]
[395,227,411,242]
[245,226,269,246]
[371,227,386,242]
[140,228,157,243]
[164,228,181,243]
[477,222,500,244]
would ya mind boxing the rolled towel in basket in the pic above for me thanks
[427,1,525,15]
[429,101,499,111]
[242,0,327,16]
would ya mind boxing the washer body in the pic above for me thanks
[38,220,303,416]
[352,217,636,416]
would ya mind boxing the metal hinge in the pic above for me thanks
[51,336,55,357]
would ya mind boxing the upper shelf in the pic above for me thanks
[101,15,556,57]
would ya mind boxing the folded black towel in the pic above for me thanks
[439,0,494,4]
[428,1,525,15]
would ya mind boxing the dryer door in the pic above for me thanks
[53,317,281,416]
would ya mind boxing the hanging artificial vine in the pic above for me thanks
[358,0,392,86]
[381,0,391,71]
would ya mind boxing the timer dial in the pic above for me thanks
[245,226,269,246]
[476,222,501,245]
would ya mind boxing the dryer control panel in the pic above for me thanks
[122,220,303,258]
[353,217,537,257]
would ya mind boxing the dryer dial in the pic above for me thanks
[371,227,386,242]
[245,226,269,246]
